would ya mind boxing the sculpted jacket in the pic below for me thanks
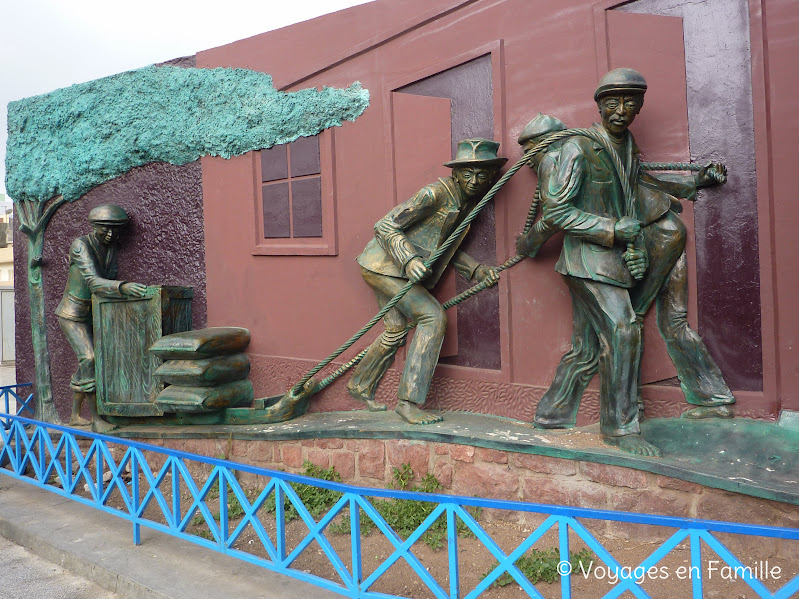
[356,176,481,289]
[544,125,698,288]
[55,235,126,322]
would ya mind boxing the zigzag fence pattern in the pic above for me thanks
[1,384,798,598]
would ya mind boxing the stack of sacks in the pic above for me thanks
[150,327,254,413]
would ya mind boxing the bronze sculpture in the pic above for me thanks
[55,204,147,432]
[517,69,733,457]
[348,139,506,425]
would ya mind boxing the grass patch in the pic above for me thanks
[261,461,480,550]
[485,547,595,586]
[263,462,344,521]
[330,462,481,550]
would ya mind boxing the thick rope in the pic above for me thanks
[292,129,721,395]
[641,162,726,184]
[291,147,535,394]
[314,183,542,391]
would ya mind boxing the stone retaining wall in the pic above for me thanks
[145,436,799,559]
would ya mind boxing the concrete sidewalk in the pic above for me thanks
[0,477,342,599]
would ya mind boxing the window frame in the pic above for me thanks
[251,129,338,256]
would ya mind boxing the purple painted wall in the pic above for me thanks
[14,159,206,421]
[400,55,501,370]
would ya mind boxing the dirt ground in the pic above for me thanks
[63,462,798,599]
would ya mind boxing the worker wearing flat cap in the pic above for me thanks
[514,112,567,259]
[529,68,733,457]
[348,139,506,425]
[56,204,147,431]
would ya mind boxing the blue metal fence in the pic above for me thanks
[1,390,798,598]
[1,383,33,428]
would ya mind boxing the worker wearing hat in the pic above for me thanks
[514,112,567,258]
[530,69,732,457]
[56,204,147,432]
[348,139,507,425]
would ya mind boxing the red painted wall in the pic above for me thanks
[196,0,796,422]
[760,0,799,412]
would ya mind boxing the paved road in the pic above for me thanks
[1,364,114,597]
[0,534,118,599]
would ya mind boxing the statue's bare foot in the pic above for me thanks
[603,434,661,458]
[91,417,118,434]
[533,420,574,430]
[363,398,387,412]
[347,390,387,412]
[681,405,733,419]
[395,400,442,425]
[69,414,91,427]
[347,386,387,412]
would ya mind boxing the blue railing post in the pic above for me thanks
[132,449,141,546]
[447,504,460,599]
[219,469,228,552]
[349,496,362,594]
[3,395,799,599]
[690,529,703,597]
[276,480,286,563]
[2,387,9,427]
[171,458,180,528]
[559,517,571,599]
[97,441,105,500]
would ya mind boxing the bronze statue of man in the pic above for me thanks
[520,69,733,457]
[55,204,147,432]
[348,139,506,425]
[515,113,567,258]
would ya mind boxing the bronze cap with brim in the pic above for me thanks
[443,138,508,169]
[594,67,648,101]
[518,113,567,146]
[88,204,130,226]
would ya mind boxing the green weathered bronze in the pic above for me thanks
[18,194,68,424]
[150,327,253,413]
[93,285,192,421]
[149,327,251,360]
[251,139,542,424]
[154,353,250,387]
[154,380,254,413]
[517,69,734,457]
[345,139,507,425]
[55,205,150,432]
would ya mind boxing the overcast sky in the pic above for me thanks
[0,0,373,198]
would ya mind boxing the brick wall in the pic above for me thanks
[141,435,799,560]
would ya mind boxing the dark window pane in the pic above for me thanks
[291,177,322,238]
[289,135,321,177]
[262,182,290,238]
[261,145,288,182]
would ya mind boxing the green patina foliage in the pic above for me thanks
[5,65,370,203]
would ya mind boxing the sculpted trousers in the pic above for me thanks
[535,212,734,429]
[57,316,97,392]
[348,268,447,406]
[630,213,734,406]
[535,276,643,437]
